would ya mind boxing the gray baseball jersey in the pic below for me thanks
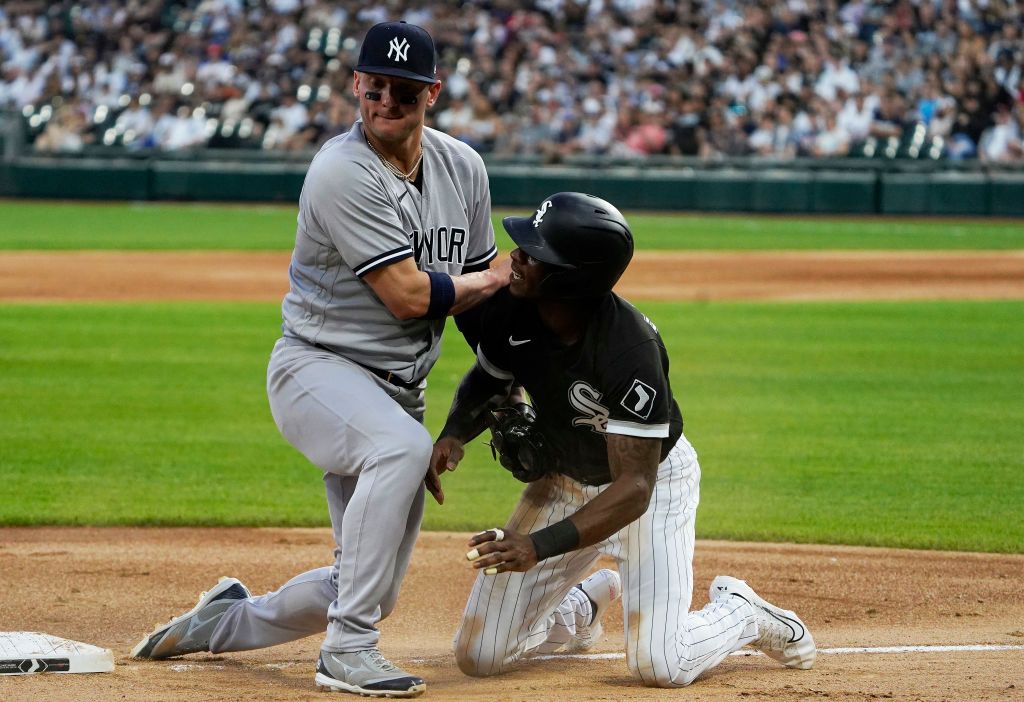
[281,121,497,383]
[203,121,499,656]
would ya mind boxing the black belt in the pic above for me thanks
[308,341,419,390]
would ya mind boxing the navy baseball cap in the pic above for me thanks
[356,21,438,84]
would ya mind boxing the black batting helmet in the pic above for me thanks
[502,192,634,299]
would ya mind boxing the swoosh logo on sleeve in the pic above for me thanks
[508,336,532,346]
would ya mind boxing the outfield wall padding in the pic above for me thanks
[811,171,877,213]
[150,161,303,202]
[6,158,151,200]
[989,173,1024,216]
[1,158,1020,216]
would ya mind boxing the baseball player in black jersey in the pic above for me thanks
[429,192,816,687]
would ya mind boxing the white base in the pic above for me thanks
[0,632,114,675]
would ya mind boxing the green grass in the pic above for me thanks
[1,200,1022,250]
[1,301,1021,552]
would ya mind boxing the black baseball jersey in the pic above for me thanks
[476,289,684,486]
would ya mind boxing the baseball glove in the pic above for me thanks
[488,403,548,483]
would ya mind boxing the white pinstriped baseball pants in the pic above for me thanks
[453,435,760,687]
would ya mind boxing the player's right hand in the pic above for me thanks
[431,436,465,474]
[424,463,444,505]
[426,436,464,505]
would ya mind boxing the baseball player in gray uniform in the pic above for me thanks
[430,193,816,687]
[131,21,509,698]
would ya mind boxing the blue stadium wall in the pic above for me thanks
[1,157,1022,216]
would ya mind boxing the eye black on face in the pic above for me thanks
[364,76,424,105]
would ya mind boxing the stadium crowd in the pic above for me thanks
[2,0,1022,162]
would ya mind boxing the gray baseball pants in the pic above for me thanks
[209,338,430,654]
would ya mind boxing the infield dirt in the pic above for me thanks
[2,250,1024,302]
[1,528,1022,701]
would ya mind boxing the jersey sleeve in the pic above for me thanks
[462,151,497,269]
[474,295,514,381]
[602,340,672,439]
[303,151,413,277]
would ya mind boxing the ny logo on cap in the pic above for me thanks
[388,36,410,62]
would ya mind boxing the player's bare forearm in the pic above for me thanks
[429,363,511,500]
[566,435,660,548]
[449,257,511,315]
[363,257,510,320]
[467,435,660,574]
[438,362,512,443]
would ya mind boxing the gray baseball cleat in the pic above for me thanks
[565,568,622,653]
[710,575,816,669]
[315,649,426,697]
[131,576,251,659]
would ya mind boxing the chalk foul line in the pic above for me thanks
[162,645,1024,670]
[527,644,1024,662]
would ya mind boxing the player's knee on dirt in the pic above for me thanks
[453,645,504,677]
[629,647,698,688]
[453,626,509,677]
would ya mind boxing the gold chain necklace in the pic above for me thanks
[366,138,423,182]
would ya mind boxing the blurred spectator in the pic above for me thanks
[950,94,991,159]
[114,95,154,145]
[617,105,669,157]
[457,90,504,153]
[928,97,957,139]
[747,66,781,113]
[748,108,797,159]
[666,89,705,157]
[870,92,908,140]
[701,109,748,159]
[497,101,557,156]
[979,107,1023,162]
[33,102,92,153]
[317,93,357,145]
[838,91,877,142]
[144,96,178,150]
[163,105,208,151]
[812,113,851,157]
[436,95,473,140]
[573,100,617,155]
[915,78,945,127]
[269,93,308,141]
[815,54,860,102]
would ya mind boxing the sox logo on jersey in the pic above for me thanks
[569,381,608,432]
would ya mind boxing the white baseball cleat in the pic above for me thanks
[710,575,815,669]
[565,568,622,652]
[131,576,251,659]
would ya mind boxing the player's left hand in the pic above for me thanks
[489,256,513,287]
[466,528,538,574]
